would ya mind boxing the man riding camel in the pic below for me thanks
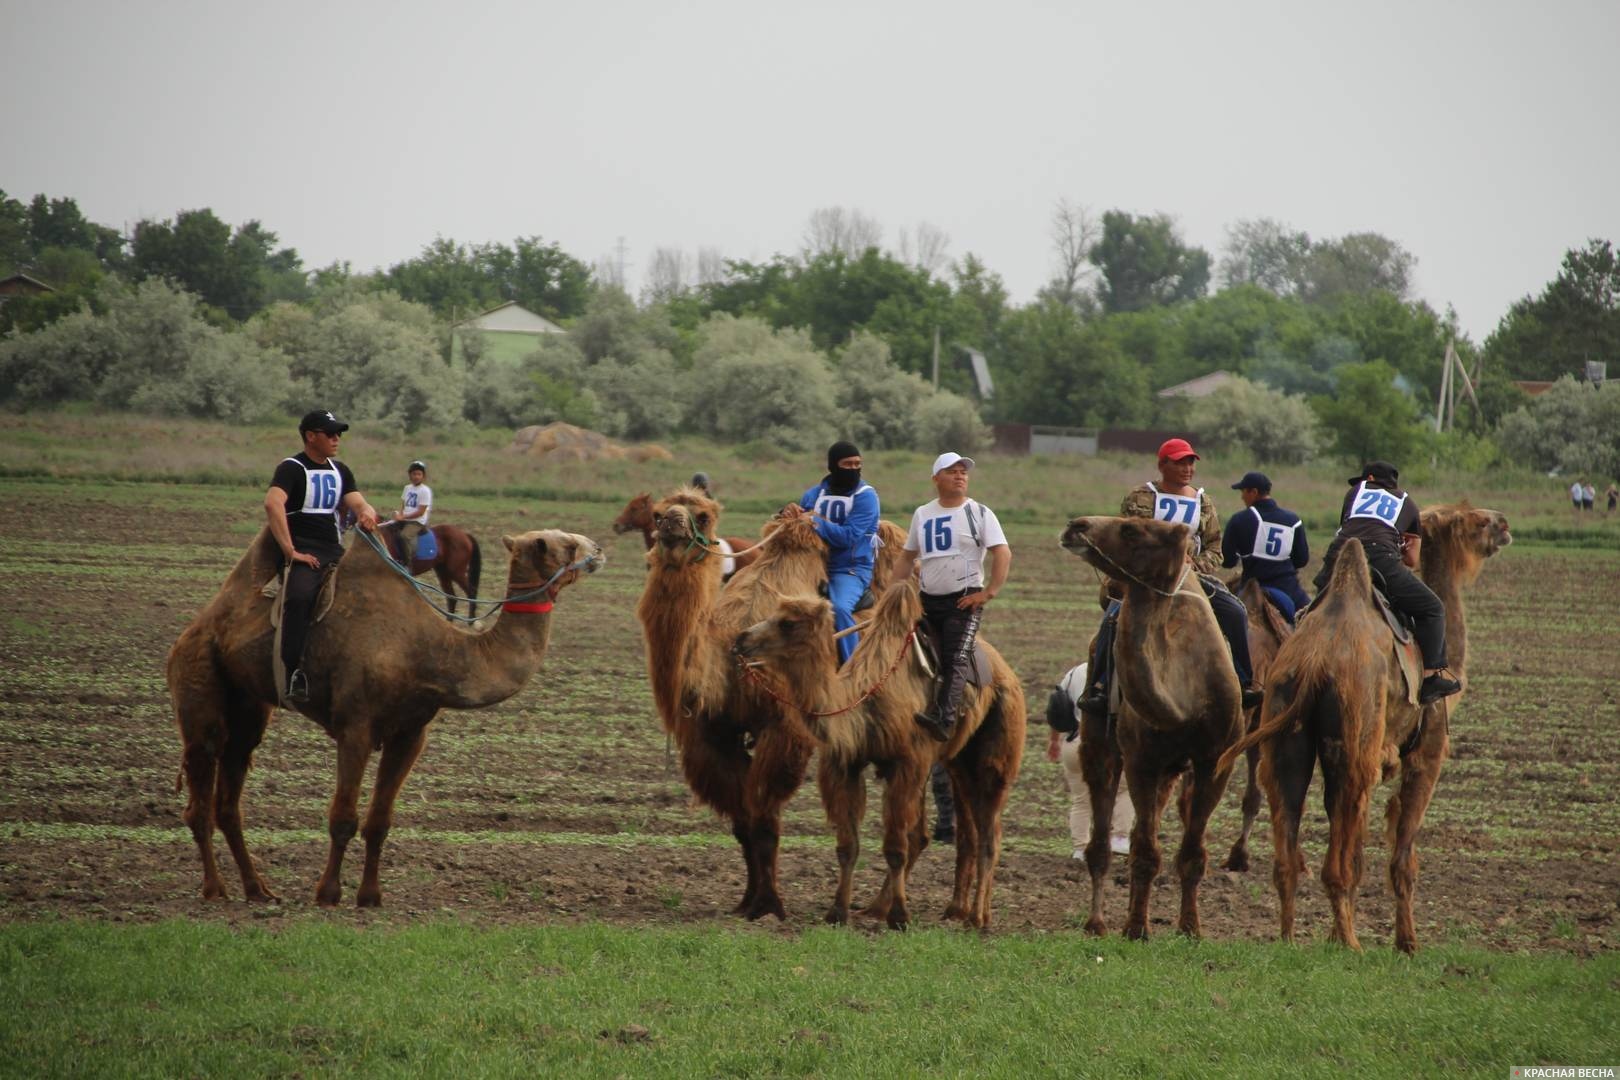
[1312,460,1461,705]
[782,440,880,664]
[1221,470,1310,623]
[265,410,379,704]
[1077,437,1262,717]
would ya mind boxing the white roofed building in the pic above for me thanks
[451,301,567,367]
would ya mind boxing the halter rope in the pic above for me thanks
[732,628,916,718]
[1065,531,1194,599]
[356,527,601,623]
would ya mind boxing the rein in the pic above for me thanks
[1066,531,1193,599]
[732,628,916,718]
[357,528,599,623]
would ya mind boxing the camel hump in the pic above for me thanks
[1325,537,1374,605]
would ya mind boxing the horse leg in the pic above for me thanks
[1122,765,1175,941]
[213,693,276,902]
[1174,756,1233,938]
[1079,714,1121,936]
[816,757,865,926]
[356,726,429,907]
[1386,713,1449,954]
[435,563,458,617]
[315,727,372,907]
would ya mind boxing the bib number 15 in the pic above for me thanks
[923,516,953,553]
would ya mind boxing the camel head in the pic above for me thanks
[1419,503,1511,584]
[612,493,654,536]
[731,593,837,671]
[501,529,604,602]
[1060,515,1191,591]
[647,487,723,566]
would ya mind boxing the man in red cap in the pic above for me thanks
[1077,437,1261,716]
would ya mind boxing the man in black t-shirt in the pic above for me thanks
[1312,461,1459,705]
[265,409,379,703]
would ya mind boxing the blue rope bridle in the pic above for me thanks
[356,527,603,624]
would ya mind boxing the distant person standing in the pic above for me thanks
[1571,479,1586,523]
[1221,471,1310,622]
[1582,481,1597,514]
[1607,482,1618,517]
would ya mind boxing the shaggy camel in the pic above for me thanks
[167,526,603,906]
[1060,515,1244,939]
[1219,577,1295,873]
[634,487,908,919]
[732,578,1026,929]
[613,492,762,577]
[1220,504,1511,952]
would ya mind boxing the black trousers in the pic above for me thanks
[922,589,983,725]
[280,544,341,676]
[1314,539,1448,668]
[1090,579,1254,694]
[930,762,954,835]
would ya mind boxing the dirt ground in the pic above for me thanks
[2,480,1616,954]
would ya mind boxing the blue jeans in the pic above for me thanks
[828,570,871,665]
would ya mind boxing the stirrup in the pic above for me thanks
[1418,671,1461,705]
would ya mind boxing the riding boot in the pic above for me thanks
[915,591,982,742]
[929,762,955,842]
[1077,602,1119,716]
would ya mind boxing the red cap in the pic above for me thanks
[1157,437,1199,462]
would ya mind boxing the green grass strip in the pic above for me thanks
[0,919,1615,1077]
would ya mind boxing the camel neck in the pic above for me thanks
[637,551,724,735]
[1422,562,1469,676]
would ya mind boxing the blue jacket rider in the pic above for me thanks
[791,440,879,664]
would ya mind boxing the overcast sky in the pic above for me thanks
[6,0,1616,342]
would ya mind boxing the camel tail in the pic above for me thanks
[1216,682,1318,773]
[467,536,482,620]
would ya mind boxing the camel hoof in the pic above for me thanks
[201,884,227,902]
[356,891,382,909]
[941,903,966,922]
[1220,848,1250,873]
[824,907,849,926]
[745,895,786,922]
[886,909,910,932]
[1124,923,1149,941]
[314,883,342,908]
[1394,937,1418,956]
[244,884,280,904]
[1083,917,1106,937]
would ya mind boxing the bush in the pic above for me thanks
[1495,376,1620,478]
[583,347,687,439]
[464,336,599,429]
[831,333,931,449]
[912,391,990,454]
[1184,376,1322,464]
[685,315,835,451]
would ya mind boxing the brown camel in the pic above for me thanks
[1219,504,1511,952]
[613,492,762,577]
[1219,577,1295,872]
[1060,515,1244,939]
[167,526,603,907]
[634,488,912,919]
[732,577,1026,930]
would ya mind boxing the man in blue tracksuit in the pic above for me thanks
[1220,470,1310,623]
[788,440,880,665]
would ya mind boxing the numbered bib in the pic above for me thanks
[285,457,344,515]
[1248,507,1297,562]
[1346,482,1406,527]
[1146,482,1202,528]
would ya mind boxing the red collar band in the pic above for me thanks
[502,600,553,613]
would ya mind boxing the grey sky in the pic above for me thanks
[6,0,1616,343]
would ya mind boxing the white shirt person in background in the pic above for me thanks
[893,452,1011,742]
[388,460,433,562]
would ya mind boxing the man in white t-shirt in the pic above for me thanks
[390,460,433,561]
[893,452,1011,742]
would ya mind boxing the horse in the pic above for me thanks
[380,523,483,618]
[613,492,762,577]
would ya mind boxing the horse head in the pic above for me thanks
[612,493,654,536]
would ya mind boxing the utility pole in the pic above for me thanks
[931,325,940,389]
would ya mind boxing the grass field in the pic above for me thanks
[0,410,1616,1075]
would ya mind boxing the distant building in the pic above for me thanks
[450,301,566,367]
[0,272,55,308]
[1511,381,1556,397]
[1157,370,1236,399]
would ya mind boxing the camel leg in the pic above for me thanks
[966,765,1013,931]
[213,695,277,902]
[356,727,429,908]
[180,727,227,901]
[741,730,808,921]
[1386,717,1448,954]
[1122,766,1177,941]
[816,758,865,926]
[1222,742,1263,872]
[1318,723,1379,953]
[1173,757,1233,938]
[679,732,755,915]
[315,727,372,907]
[942,763,980,923]
[874,757,926,930]
[1079,714,1122,936]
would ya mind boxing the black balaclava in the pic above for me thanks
[824,440,862,496]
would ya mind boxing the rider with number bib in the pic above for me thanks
[1312,461,1460,705]
[265,410,379,704]
[784,440,880,665]
[387,460,433,563]
[1077,438,1261,717]
[1221,470,1310,623]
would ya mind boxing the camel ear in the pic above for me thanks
[503,534,516,552]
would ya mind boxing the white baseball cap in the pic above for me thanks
[931,452,976,476]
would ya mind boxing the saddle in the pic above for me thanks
[911,618,993,689]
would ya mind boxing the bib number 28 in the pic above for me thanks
[1353,490,1400,523]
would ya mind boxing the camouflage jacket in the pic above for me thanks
[1121,483,1225,577]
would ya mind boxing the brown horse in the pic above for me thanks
[613,492,762,577]
[380,523,482,618]
[1219,577,1295,872]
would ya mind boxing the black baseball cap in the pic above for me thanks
[1231,471,1272,493]
[299,409,350,435]
[1349,461,1399,485]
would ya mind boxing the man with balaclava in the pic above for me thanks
[783,440,880,664]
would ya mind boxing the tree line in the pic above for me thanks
[1,189,1616,472]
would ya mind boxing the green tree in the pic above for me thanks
[383,236,593,322]
[131,209,304,320]
[1089,211,1210,314]
[1484,239,1620,381]
[1310,360,1424,463]
[992,299,1151,426]
[685,315,835,450]
[1184,376,1322,464]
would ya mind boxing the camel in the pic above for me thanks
[1219,577,1295,873]
[1219,503,1511,952]
[167,525,603,907]
[1060,515,1244,939]
[732,578,1026,929]
[613,492,763,578]
[634,487,910,919]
